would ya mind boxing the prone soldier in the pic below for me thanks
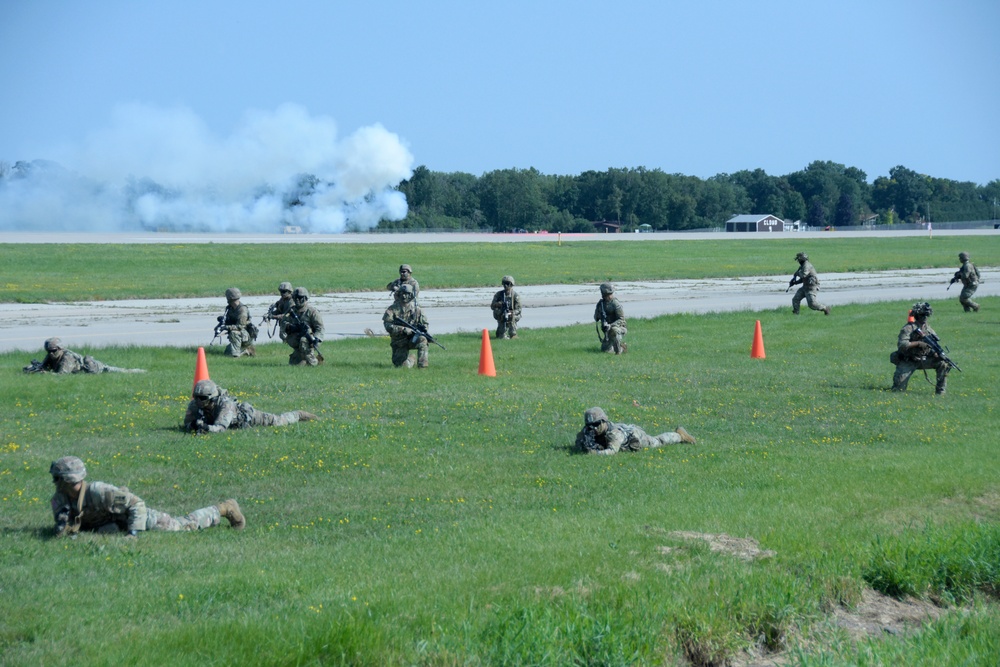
[23,338,146,374]
[575,407,696,455]
[184,379,317,433]
[49,455,245,537]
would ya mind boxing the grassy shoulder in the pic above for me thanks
[3,235,998,302]
[2,298,997,665]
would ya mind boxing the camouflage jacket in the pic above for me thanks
[896,322,938,361]
[287,304,324,340]
[183,388,252,433]
[41,349,98,374]
[959,260,980,286]
[594,297,626,326]
[794,261,820,288]
[387,276,420,299]
[383,301,428,344]
[51,481,147,534]
[224,303,251,332]
[576,422,645,455]
[491,289,522,321]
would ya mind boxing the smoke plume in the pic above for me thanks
[0,103,413,232]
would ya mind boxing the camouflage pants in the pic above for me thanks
[892,357,950,394]
[146,505,221,531]
[391,337,428,368]
[242,405,301,427]
[792,286,826,313]
[226,329,253,357]
[959,285,979,312]
[601,322,627,354]
[495,315,519,339]
[287,335,320,366]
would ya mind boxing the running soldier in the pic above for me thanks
[890,302,952,395]
[387,264,420,300]
[23,338,146,374]
[594,283,627,354]
[49,455,245,537]
[949,252,981,312]
[220,287,257,357]
[285,287,325,366]
[789,252,830,315]
[575,407,696,455]
[382,284,429,368]
[490,275,522,339]
[184,379,318,433]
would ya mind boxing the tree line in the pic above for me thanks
[386,161,1000,233]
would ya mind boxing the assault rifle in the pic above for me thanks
[501,293,513,321]
[211,315,227,345]
[260,303,285,338]
[391,316,446,349]
[920,331,962,372]
[23,359,47,373]
[596,300,609,342]
[286,308,325,363]
[947,270,962,291]
[786,276,799,293]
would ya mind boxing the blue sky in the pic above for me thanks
[1,1,997,228]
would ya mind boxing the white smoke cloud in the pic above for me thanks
[0,103,413,232]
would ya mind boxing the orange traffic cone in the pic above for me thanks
[751,320,766,359]
[478,329,497,377]
[192,346,210,394]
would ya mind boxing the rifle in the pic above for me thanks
[502,293,513,321]
[920,331,962,372]
[23,359,47,373]
[596,300,608,343]
[286,307,325,363]
[260,303,283,338]
[211,314,227,345]
[947,270,961,291]
[392,316,446,350]
[786,276,799,293]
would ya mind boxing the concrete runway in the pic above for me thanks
[2,268,992,353]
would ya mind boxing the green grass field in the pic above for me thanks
[2,235,997,302]
[1,239,998,666]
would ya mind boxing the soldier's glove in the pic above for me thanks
[602,323,611,332]
[312,338,322,345]
[194,419,210,434]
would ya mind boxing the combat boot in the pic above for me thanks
[823,306,831,316]
[676,427,697,444]
[296,411,318,422]
[216,499,246,530]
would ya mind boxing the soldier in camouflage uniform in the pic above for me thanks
[264,281,295,341]
[285,287,325,366]
[789,252,830,315]
[949,252,981,312]
[575,407,697,455]
[221,287,256,357]
[23,338,146,374]
[594,283,627,354]
[891,302,951,395]
[490,275,522,339]
[382,284,429,368]
[48,456,245,537]
[387,264,420,300]
[184,379,318,433]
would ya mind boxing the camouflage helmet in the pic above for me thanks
[399,264,412,274]
[193,379,219,400]
[502,275,515,286]
[584,407,609,427]
[397,284,415,298]
[795,252,808,262]
[278,281,293,293]
[959,252,969,262]
[50,456,87,483]
[44,337,63,352]
[292,287,309,300]
[910,302,933,319]
[225,287,242,300]
[599,283,614,295]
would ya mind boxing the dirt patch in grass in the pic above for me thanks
[832,587,943,639]
[666,531,777,562]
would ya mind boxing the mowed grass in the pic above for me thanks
[2,234,997,302]
[1,291,998,665]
